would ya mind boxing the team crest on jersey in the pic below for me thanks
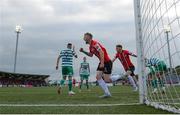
[94,44,101,51]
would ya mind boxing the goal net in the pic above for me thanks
[134,0,180,113]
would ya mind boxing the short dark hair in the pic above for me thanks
[67,43,72,46]
[84,32,93,38]
[116,44,122,48]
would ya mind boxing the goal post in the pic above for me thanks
[134,0,180,113]
[133,0,147,104]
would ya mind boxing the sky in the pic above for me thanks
[0,0,138,81]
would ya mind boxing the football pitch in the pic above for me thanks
[0,85,172,114]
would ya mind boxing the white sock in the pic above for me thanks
[97,78,111,95]
[110,74,122,82]
[128,75,137,88]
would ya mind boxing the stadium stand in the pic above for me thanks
[0,71,49,87]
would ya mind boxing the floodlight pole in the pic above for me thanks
[14,25,22,73]
[164,25,172,75]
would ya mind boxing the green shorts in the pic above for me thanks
[80,74,89,80]
[155,61,167,72]
[62,66,73,76]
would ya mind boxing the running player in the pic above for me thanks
[79,57,90,91]
[145,58,167,94]
[56,43,77,95]
[112,44,138,91]
[80,32,121,98]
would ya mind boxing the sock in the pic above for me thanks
[151,79,158,89]
[68,80,72,91]
[97,78,111,95]
[60,79,65,86]
[80,81,82,89]
[159,78,164,87]
[128,75,137,88]
[86,80,89,89]
[110,74,122,82]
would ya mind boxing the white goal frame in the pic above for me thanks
[134,0,180,113]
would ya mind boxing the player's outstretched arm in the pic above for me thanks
[131,54,137,57]
[79,48,93,57]
[128,51,137,57]
[73,53,78,58]
[56,55,61,70]
[112,57,117,62]
[72,45,78,58]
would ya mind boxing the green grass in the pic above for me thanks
[0,86,172,114]
[147,85,180,108]
[0,105,171,114]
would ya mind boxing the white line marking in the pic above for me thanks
[0,103,141,107]
[151,102,180,105]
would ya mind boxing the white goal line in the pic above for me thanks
[0,103,141,107]
[151,102,180,105]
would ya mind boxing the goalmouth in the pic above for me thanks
[134,0,180,113]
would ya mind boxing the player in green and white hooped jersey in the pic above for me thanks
[79,57,90,91]
[147,66,158,94]
[145,58,167,94]
[56,43,77,95]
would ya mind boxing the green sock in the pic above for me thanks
[86,81,89,89]
[80,82,82,89]
[68,80,72,91]
[151,79,158,88]
[86,84,89,89]
[159,78,164,87]
[60,79,65,86]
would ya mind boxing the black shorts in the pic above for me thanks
[97,61,112,74]
[126,66,135,76]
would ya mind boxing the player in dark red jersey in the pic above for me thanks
[80,33,121,98]
[112,44,138,91]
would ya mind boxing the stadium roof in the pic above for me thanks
[0,71,49,80]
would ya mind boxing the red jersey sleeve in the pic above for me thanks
[124,50,133,55]
[125,50,137,57]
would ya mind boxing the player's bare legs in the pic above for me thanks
[103,74,112,83]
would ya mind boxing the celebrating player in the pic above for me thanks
[80,32,122,98]
[56,43,77,95]
[145,58,167,94]
[79,57,90,91]
[112,44,138,91]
